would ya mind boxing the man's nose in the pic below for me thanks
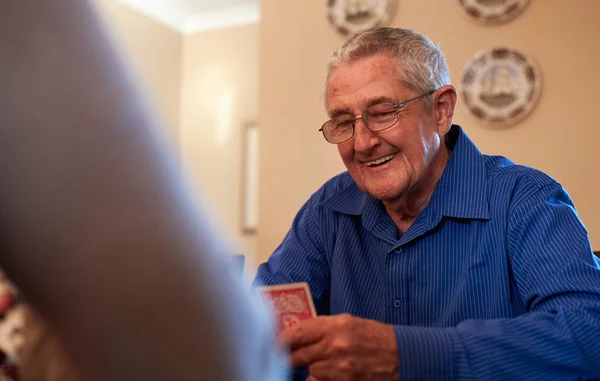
[353,118,379,152]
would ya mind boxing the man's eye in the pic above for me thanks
[334,119,353,128]
[370,110,395,117]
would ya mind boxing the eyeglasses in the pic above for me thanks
[319,90,435,144]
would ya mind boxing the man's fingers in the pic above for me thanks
[278,317,330,350]
[308,359,348,380]
[288,334,331,368]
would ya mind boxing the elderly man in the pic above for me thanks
[255,27,600,380]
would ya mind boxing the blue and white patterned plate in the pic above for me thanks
[461,47,542,128]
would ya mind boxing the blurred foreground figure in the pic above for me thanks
[0,1,286,380]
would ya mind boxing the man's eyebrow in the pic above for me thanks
[328,96,398,118]
[365,96,396,107]
[328,108,353,119]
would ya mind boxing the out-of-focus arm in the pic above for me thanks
[0,1,286,380]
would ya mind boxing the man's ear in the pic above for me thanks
[433,85,457,136]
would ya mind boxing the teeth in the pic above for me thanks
[365,154,396,167]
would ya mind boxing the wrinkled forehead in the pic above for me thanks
[325,53,406,110]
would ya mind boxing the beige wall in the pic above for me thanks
[257,0,600,263]
[180,25,260,269]
[93,2,260,271]
[95,1,183,143]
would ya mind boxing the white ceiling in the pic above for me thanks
[118,0,259,34]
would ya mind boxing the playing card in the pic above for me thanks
[256,282,317,332]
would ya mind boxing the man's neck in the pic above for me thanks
[383,145,451,233]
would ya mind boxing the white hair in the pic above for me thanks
[326,27,451,109]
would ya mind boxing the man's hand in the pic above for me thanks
[279,314,399,381]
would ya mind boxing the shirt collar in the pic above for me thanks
[427,124,489,220]
[321,180,372,216]
[320,175,385,231]
[321,124,489,223]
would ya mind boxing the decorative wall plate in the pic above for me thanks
[460,47,541,128]
[327,0,397,35]
[458,0,530,25]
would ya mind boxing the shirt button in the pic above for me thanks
[393,299,402,308]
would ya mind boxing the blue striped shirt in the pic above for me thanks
[255,125,600,380]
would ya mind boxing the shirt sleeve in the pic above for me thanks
[394,182,600,380]
[254,196,331,315]
[254,197,331,381]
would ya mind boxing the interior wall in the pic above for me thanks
[92,1,261,272]
[179,24,260,271]
[257,0,600,264]
[94,0,183,144]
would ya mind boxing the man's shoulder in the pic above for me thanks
[483,154,563,201]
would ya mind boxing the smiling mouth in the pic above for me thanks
[365,154,396,167]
